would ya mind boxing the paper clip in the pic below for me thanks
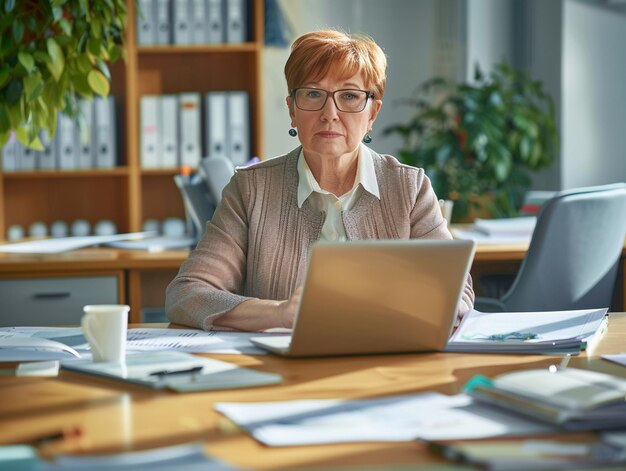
[464,331,539,341]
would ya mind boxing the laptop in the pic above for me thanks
[250,239,476,357]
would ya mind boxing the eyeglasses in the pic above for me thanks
[291,88,374,113]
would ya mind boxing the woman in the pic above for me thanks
[165,30,474,331]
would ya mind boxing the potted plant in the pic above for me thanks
[0,0,128,150]
[384,62,560,221]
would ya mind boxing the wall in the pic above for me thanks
[465,0,516,79]
[262,0,435,159]
[561,0,626,188]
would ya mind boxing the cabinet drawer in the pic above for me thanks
[0,276,119,326]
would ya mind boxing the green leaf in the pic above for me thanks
[18,51,35,72]
[23,72,43,100]
[52,6,63,21]
[87,69,109,96]
[0,105,10,133]
[12,19,24,42]
[4,0,16,13]
[95,58,111,80]
[5,79,22,105]
[0,64,9,88]
[46,38,65,81]
[58,18,72,35]
[88,35,101,56]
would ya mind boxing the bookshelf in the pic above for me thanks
[0,0,264,240]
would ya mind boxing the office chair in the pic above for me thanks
[475,183,626,312]
[174,155,235,240]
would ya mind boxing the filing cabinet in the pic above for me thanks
[0,275,120,326]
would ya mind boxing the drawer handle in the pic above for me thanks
[33,292,71,299]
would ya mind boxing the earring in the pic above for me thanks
[362,133,372,144]
[288,128,298,137]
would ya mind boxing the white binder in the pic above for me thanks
[136,0,156,45]
[37,129,57,170]
[204,91,228,160]
[155,0,172,44]
[94,96,117,168]
[1,132,20,172]
[207,0,224,43]
[140,95,161,168]
[228,91,250,166]
[172,0,192,44]
[58,113,78,169]
[77,99,94,168]
[20,143,37,170]
[179,92,201,167]
[160,95,179,167]
[225,0,247,43]
[190,0,208,44]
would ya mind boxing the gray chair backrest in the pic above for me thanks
[501,183,626,312]
[174,155,235,240]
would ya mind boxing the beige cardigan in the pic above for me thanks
[165,146,474,330]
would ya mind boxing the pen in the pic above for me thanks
[13,425,83,446]
[148,366,204,377]
[549,353,571,373]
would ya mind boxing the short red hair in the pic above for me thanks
[284,30,387,99]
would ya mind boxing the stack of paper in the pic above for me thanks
[428,434,626,470]
[445,308,608,354]
[452,216,536,244]
[215,392,553,446]
[468,368,626,431]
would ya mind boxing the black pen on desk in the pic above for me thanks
[149,366,204,378]
[16,425,83,446]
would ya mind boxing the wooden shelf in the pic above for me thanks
[2,168,131,179]
[0,0,264,239]
[137,43,260,54]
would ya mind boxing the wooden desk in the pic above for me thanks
[1,314,625,469]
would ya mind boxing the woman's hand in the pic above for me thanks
[213,286,303,332]
[275,286,302,328]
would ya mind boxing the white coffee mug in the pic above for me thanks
[81,305,130,362]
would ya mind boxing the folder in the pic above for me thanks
[225,0,247,43]
[172,0,192,44]
[190,0,208,44]
[140,95,161,168]
[160,95,179,167]
[228,91,250,166]
[179,92,201,167]
[19,143,37,171]
[136,0,156,45]
[57,112,78,169]
[37,129,57,170]
[205,91,228,160]
[94,96,117,168]
[154,0,172,44]
[61,351,282,392]
[1,132,20,172]
[77,99,94,168]
[206,0,225,43]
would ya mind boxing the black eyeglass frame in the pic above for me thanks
[290,88,375,113]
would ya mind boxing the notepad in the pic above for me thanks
[468,367,626,430]
[61,351,282,392]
